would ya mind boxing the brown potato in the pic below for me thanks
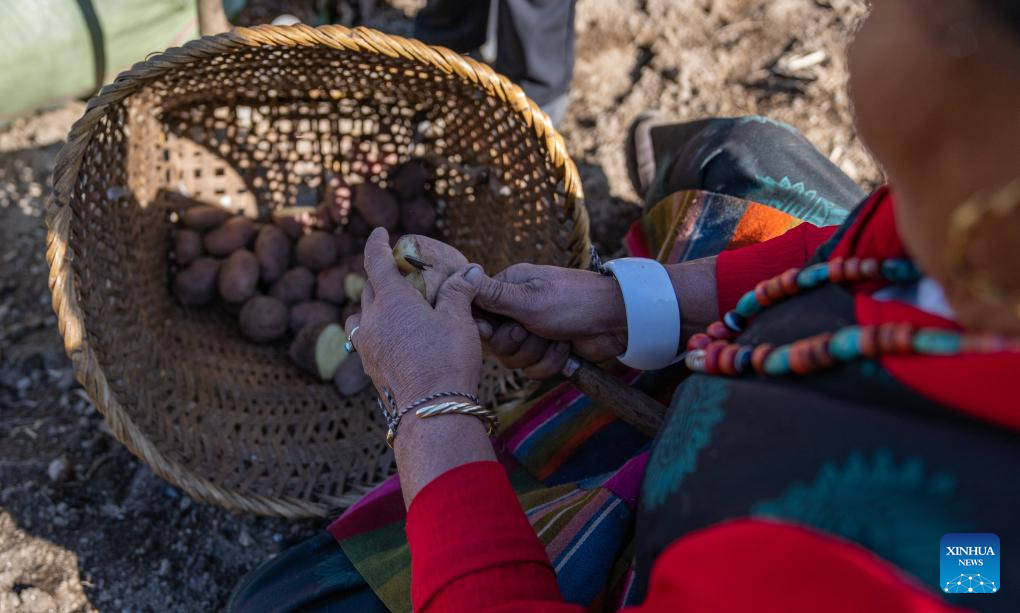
[174,228,204,266]
[334,231,360,257]
[353,182,400,231]
[204,216,255,256]
[341,302,360,322]
[181,205,230,230]
[387,159,430,200]
[269,266,315,304]
[239,295,288,343]
[218,249,259,303]
[289,301,341,333]
[295,230,337,272]
[333,353,372,396]
[392,235,469,304]
[173,257,221,307]
[254,225,291,283]
[289,322,349,380]
[346,211,372,239]
[399,196,438,236]
[342,252,366,275]
[316,265,350,305]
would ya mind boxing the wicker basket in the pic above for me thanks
[46,24,590,517]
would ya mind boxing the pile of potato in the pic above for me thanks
[169,159,436,397]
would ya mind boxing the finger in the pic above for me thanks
[361,278,375,308]
[522,342,571,380]
[362,227,417,299]
[474,272,531,316]
[501,333,551,369]
[485,322,529,357]
[572,335,625,364]
[434,265,483,319]
[475,318,493,340]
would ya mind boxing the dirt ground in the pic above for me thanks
[0,1,879,611]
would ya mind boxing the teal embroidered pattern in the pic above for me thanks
[642,376,729,511]
[752,449,967,583]
[747,174,849,227]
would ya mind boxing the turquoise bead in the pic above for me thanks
[828,326,862,361]
[796,263,830,289]
[912,330,963,355]
[735,291,762,318]
[880,259,922,283]
[763,346,792,375]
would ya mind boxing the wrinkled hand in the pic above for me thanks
[345,228,483,410]
[473,264,627,379]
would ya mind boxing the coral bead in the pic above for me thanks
[707,321,734,341]
[751,344,775,374]
[687,333,712,351]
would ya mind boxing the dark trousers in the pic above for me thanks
[414,0,576,107]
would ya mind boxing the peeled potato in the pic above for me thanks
[353,182,400,231]
[289,301,341,333]
[289,322,349,380]
[173,257,221,307]
[174,228,204,266]
[344,272,366,303]
[295,230,337,272]
[239,295,288,343]
[392,235,470,304]
[269,266,315,304]
[218,249,259,303]
[205,217,255,256]
[182,205,230,230]
[254,225,291,283]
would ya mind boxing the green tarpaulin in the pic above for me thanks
[0,0,199,121]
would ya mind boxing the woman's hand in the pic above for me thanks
[344,228,484,410]
[473,264,628,378]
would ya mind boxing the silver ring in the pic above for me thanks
[344,326,360,353]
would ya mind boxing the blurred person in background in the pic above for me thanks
[414,0,575,125]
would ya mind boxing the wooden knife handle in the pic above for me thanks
[561,356,665,437]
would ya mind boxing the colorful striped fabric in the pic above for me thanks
[327,190,812,612]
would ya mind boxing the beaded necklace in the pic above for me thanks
[684,256,1020,377]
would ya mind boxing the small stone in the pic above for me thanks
[157,559,171,576]
[238,529,254,548]
[47,456,69,482]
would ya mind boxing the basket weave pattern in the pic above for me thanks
[46,25,589,517]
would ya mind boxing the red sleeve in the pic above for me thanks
[715,222,837,314]
[407,465,964,613]
[405,461,583,613]
[635,519,966,613]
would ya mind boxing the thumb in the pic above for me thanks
[435,265,484,318]
[474,272,530,316]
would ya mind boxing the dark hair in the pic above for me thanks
[979,0,1020,37]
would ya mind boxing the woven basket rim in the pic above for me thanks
[45,24,590,517]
